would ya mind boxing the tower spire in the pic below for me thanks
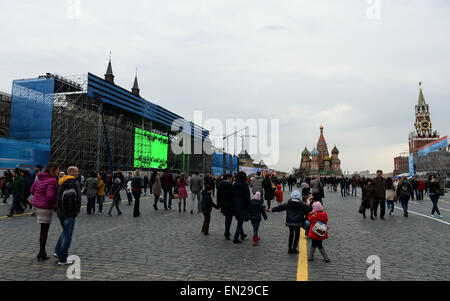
[105,51,115,84]
[132,67,140,97]
[418,82,426,106]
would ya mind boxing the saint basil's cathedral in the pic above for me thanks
[300,125,342,176]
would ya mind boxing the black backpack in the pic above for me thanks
[399,183,410,198]
[61,181,78,216]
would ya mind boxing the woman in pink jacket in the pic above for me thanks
[30,162,59,262]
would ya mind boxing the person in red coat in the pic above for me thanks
[307,202,330,262]
[417,179,426,201]
[275,185,283,205]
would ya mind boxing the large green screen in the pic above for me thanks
[134,128,168,169]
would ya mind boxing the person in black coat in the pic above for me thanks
[269,190,313,254]
[217,174,234,240]
[200,185,219,235]
[262,175,275,209]
[247,191,268,246]
[231,171,251,244]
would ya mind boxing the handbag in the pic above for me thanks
[312,220,328,237]
[359,203,365,214]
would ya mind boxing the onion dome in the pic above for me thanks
[311,148,319,157]
[301,147,310,157]
[332,145,339,155]
[324,155,331,161]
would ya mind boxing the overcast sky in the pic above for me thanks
[1,0,449,173]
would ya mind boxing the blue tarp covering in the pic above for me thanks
[211,153,238,175]
[8,78,54,144]
[0,137,50,169]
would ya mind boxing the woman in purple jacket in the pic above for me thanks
[30,162,59,262]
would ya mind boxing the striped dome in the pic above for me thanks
[301,147,310,157]
[310,148,319,156]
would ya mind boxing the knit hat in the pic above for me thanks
[291,190,301,200]
[253,191,261,201]
[114,178,121,184]
[313,202,323,212]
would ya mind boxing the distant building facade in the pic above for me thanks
[300,125,342,176]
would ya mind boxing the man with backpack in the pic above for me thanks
[55,166,82,265]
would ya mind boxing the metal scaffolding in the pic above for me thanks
[48,74,211,175]
[415,149,450,189]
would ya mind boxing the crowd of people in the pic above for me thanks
[1,163,445,266]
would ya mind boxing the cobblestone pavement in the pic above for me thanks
[0,188,449,281]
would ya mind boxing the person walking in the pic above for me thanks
[217,174,234,240]
[108,178,122,216]
[269,190,312,254]
[125,171,133,205]
[385,177,396,216]
[351,178,358,196]
[373,170,387,220]
[161,168,175,210]
[143,173,149,196]
[200,185,220,235]
[247,192,268,246]
[231,171,251,244]
[85,171,99,215]
[250,171,264,200]
[131,169,144,217]
[360,179,375,219]
[55,166,82,265]
[151,170,161,210]
[428,174,443,218]
[2,170,13,203]
[22,169,33,210]
[307,202,330,262]
[7,168,25,217]
[396,176,413,217]
[310,176,323,204]
[417,178,426,201]
[262,175,275,210]
[189,170,203,214]
[96,173,106,214]
[275,185,283,206]
[177,174,188,212]
[30,162,59,261]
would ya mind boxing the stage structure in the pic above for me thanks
[3,61,212,174]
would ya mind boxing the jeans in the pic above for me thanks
[288,226,300,251]
[190,190,201,212]
[132,191,141,216]
[97,195,105,212]
[224,214,233,237]
[251,219,260,237]
[351,186,357,196]
[377,197,386,218]
[87,196,96,214]
[418,190,424,200]
[234,218,244,241]
[202,211,211,233]
[430,194,441,215]
[386,200,394,212]
[126,191,133,205]
[108,197,121,215]
[304,221,311,236]
[55,216,76,263]
[414,189,419,200]
[11,193,24,214]
[399,196,409,216]
[2,188,11,202]
[163,187,173,209]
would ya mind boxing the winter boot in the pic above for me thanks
[308,247,316,261]
[256,236,260,241]
[252,236,257,246]
[319,249,330,262]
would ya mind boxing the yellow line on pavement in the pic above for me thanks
[297,228,308,281]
